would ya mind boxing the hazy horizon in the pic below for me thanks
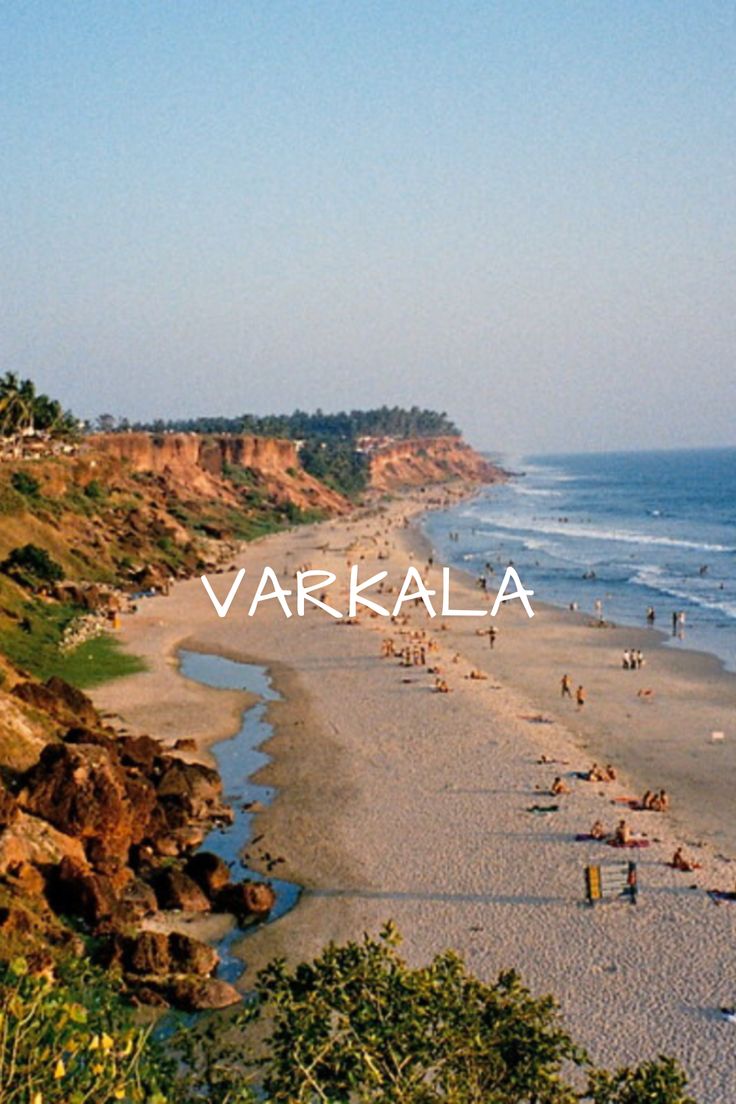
[2,2,734,455]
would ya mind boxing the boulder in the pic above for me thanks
[117,734,164,773]
[0,782,19,829]
[173,738,197,752]
[216,879,276,922]
[0,810,87,875]
[49,857,119,926]
[184,851,230,898]
[119,877,158,921]
[63,727,119,757]
[20,742,137,867]
[166,976,241,1011]
[168,932,219,976]
[13,677,99,729]
[152,868,211,913]
[156,760,224,824]
[124,931,171,976]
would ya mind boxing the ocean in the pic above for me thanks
[423,447,736,672]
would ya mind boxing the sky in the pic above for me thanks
[1,1,734,455]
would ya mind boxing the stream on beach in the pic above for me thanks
[178,650,301,983]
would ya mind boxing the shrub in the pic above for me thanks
[10,469,41,497]
[84,479,107,502]
[1,543,64,584]
[0,955,169,1104]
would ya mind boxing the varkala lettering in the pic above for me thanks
[200,565,535,620]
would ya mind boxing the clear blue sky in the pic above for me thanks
[2,1,734,453]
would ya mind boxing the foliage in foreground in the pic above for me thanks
[0,928,698,1104]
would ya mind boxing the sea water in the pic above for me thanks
[423,447,736,672]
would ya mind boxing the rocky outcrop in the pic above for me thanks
[367,436,505,493]
[0,670,277,1009]
[92,431,350,515]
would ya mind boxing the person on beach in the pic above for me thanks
[560,674,572,698]
[622,650,631,670]
[576,685,586,708]
[670,847,701,872]
[613,819,632,846]
[550,776,569,795]
[590,819,607,840]
[488,625,497,650]
[646,606,656,624]
[672,611,678,635]
[651,789,670,812]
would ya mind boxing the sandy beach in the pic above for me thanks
[92,489,736,1104]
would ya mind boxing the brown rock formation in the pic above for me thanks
[367,436,505,493]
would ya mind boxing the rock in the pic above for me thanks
[152,868,211,913]
[63,727,119,757]
[173,738,197,752]
[117,734,164,773]
[3,859,45,897]
[0,810,87,875]
[184,851,230,898]
[20,742,138,868]
[156,760,224,824]
[166,976,241,1011]
[49,857,119,925]
[12,677,99,729]
[119,878,158,921]
[216,880,276,922]
[124,931,171,976]
[131,986,170,1009]
[168,932,219,976]
[0,782,19,829]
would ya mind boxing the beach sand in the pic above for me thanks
[92,488,736,1103]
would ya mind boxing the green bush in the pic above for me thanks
[0,955,169,1104]
[1,543,64,585]
[0,931,699,1104]
[11,469,41,497]
[84,479,107,502]
[253,925,698,1104]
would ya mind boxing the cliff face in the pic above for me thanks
[92,433,349,515]
[368,436,504,493]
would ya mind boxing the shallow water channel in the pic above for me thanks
[178,649,301,983]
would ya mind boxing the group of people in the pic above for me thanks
[639,789,670,812]
[622,648,645,669]
[560,673,586,708]
[585,762,617,782]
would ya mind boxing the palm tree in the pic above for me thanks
[0,372,34,437]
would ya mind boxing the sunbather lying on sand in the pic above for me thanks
[590,819,607,839]
[465,668,487,680]
[434,678,451,693]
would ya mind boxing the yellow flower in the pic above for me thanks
[101,1031,114,1052]
[31,1093,43,1104]
[54,1058,65,1079]
[89,1033,100,1050]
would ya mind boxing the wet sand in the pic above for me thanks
[92,488,736,1103]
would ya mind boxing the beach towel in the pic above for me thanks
[527,804,559,814]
